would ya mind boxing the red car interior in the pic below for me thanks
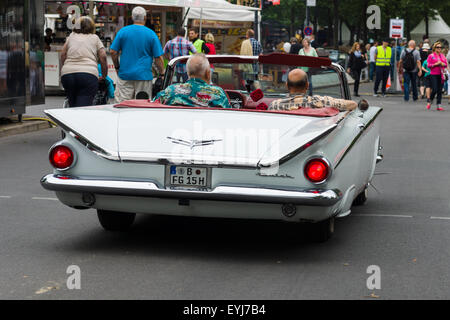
[114,100,340,117]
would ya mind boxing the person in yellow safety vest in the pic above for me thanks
[188,28,210,55]
[373,38,392,97]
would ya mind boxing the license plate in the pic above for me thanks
[166,165,210,188]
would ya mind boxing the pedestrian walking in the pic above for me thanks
[205,33,216,74]
[447,49,450,104]
[163,28,196,83]
[240,29,262,73]
[399,40,422,101]
[418,42,431,98]
[110,6,165,102]
[426,42,448,110]
[289,37,302,54]
[368,41,378,81]
[205,33,216,56]
[283,41,291,53]
[298,38,318,96]
[44,28,54,51]
[373,39,392,97]
[240,29,262,57]
[347,42,367,97]
[60,16,108,107]
[421,55,432,102]
[188,28,210,54]
[309,34,318,49]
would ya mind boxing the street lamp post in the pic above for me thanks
[305,1,310,27]
[254,0,259,41]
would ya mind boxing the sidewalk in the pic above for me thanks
[0,96,65,138]
[355,80,450,99]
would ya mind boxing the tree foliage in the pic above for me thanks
[261,0,450,46]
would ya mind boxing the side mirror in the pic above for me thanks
[358,99,369,111]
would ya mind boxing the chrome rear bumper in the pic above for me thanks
[40,174,342,206]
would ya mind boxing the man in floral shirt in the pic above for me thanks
[269,69,357,111]
[154,54,231,108]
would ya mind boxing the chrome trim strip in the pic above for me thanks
[45,112,120,161]
[164,57,347,98]
[119,152,259,169]
[334,108,383,169]
[258,124,338,168]
[41,174,342,206]
[167,55,257,68]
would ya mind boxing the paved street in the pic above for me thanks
[1,89,450,300]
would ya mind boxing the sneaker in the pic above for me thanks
[437,105,444,111]
[382,94,386,97]
[354,94,360,97]
[373,93,378,97]
[426,103,431,110]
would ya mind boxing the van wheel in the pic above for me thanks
[311,217,334,243]
[97,210,136,231]
[353,188,368,206]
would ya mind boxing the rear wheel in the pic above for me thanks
[353,187,368,206]
[311,217,334,243]
[97,210,136,231]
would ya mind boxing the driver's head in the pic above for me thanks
[186,53,211,83]
[287,69,309,94]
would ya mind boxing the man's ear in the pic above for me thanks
[205,68,211,83]
[305,81,309,90]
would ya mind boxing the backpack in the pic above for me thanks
[403,49,416,71]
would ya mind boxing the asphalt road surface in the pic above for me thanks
[1,91,449,300]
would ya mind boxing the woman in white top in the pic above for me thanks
[61,16,108,107]
[298,38,318,96]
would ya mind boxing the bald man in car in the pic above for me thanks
[269,69,357,111]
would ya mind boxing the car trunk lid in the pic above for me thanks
[45,106,342,167]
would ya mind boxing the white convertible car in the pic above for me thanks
[41,53,382,242]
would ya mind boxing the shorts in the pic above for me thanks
[114,77,153,103]
[423,76,431,89]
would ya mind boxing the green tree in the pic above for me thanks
[262,0,450,46]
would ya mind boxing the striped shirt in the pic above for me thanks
[269,94,350,111]
[163,36,197,74]
[249,37,262,56]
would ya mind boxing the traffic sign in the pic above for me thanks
[304,26,313,36]
[389,19,404,39]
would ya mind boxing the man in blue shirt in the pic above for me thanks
[111,6,165,102]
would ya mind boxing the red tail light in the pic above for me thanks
[304,158,330,183]
[49,145,74,170]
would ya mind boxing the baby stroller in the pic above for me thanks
[92,79,109,105]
